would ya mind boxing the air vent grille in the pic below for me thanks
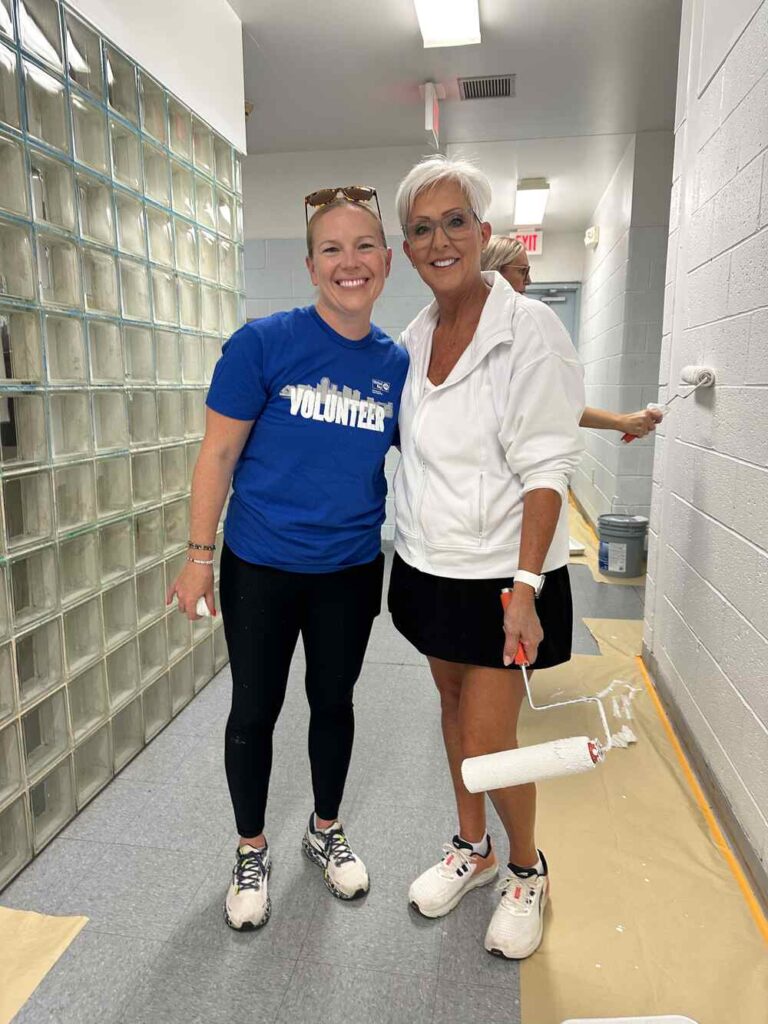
[458,74,515,101]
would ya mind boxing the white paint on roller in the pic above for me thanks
[461,736,602,793]
[679,365,716,387]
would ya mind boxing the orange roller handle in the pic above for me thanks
[500,587,528,666]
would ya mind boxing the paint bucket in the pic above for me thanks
[597,513,648,578]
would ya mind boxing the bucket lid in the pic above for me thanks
[597,514,649,527]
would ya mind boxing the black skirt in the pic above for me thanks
[387,552,573,671]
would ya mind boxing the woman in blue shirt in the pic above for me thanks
[167,188,408,931]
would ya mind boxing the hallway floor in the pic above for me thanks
[1,559,644,1024]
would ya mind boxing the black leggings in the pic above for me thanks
[219,544,384,837]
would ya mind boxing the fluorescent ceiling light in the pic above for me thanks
[513,178,550,226]
[414,0,481,48]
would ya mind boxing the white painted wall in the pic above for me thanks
[70,0,246,150]
[529,232,584,283]
[646,0,768,873]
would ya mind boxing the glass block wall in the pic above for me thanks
[0,0,241,887]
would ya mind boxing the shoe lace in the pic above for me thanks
[323,828,356,867]
[437,842,473,878]
[496,872,541,914]
[234,848,268,892]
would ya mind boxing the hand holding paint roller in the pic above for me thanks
[461,589,612,793]
[622,365,716,442]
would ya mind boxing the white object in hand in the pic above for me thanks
[195,596,211,617]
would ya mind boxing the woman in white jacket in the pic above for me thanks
[388,156,586,960]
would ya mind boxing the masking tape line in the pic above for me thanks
[636,654,768,945]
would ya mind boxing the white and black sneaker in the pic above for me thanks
[224,843,271,930]
[485,850,550,959]
[302,815,369,900]
[409,835,498,918]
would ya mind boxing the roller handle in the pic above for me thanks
[621,431,637,443]
[500,589,529,667]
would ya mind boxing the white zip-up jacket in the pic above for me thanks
[393,272,585,578]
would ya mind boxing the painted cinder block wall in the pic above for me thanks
[645,0,768,881]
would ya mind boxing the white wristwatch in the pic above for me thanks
[514,570,545,597]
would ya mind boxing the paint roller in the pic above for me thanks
[460,589,613,792]
[621,364,716,442]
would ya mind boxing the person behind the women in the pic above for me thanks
[388,156,584,960]
[482,235,663,440]
[168,187,408,931]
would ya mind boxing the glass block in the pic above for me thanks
[105,45,137,124]
[200,283,219,334]
[165,607,189,660]
[157,389,183,441]
[0,643,14,722]
[37,233,82,308]
[71,93,108,173]
[119,257,150,320]
[10,546,57,628]
[124,324,153,382]
[218,239,238,290]
[163,497,187,552]
[0,394,47,466]
[115,190,146,257]
[193,635,213,692]
[186,441,201,486]
[131,448,160,507]
[178,277,200,330]
[155,329,180,382]
[110,119,141,190]
[216,189,234,239]
[198,229,217,282]
[214,136,233,190]
[22,687,68,780]
[233,155,241,194]
[0,41,20,130]
[19,0,63,71]
[45,313,86,381]
[168,97,191,160]
[102,578,136,649]
[30,756,74,849]
[59,530,98,605]
[0,566,8,640]
[138,618,166,684]
[143,141,169,206]
[234,200,243,242]
[139,71,165,143]
[69,661,108,740]
[0,134,29,217]
[191,117,213,174]
[220,289,238,336]
[76,170,113,245]
[95,454,131,517]
[195,176,215,231]
[181,335,203,383]
[64,9,102,97]
[147,206,173,266]
[93,390,128,450]
[136,563,164,627]
[82,246,119,315]
[88,319,123,382]
[64,595,103,674]
[175,219,198,275]
[161,445,187,497]
[4,471,53,550]
[49,391,92,458]
[164,551,185,594]
[127,389,158,445]
[106,637,139,709]
[142,671,169,740]
[54,460,95,531]
[0,220,35,301]
[16,616,61,703]
[111,691,141,768]
[170,160,194,219]
[191,606,210,643]
[134,506,161,567]
[0,307,43,382]
[151,267,178,325]
[74,722,111,804]
[0,0,12,39]
[170,651,193,714]
[0,796,32,889]
[99,517,133,582]
[0,720,23,805]
[183,389,204,438]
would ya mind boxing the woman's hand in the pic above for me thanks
[618,407,663,438]
[502,589,544,667]
[166,562,216,621]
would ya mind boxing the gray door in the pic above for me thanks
[526,283,581,345]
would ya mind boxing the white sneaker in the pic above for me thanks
[409,836,498,918]
[484,851,550,959]
[302,816,369,900]
[224,843,271,930]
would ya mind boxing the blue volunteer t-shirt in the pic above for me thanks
[206,305,409,572]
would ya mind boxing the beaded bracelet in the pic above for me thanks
[186,556,214,565]
[188,542,216,551]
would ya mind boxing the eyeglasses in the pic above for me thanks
[304,185,382,224]
[403,208,479,247]
[505,262,531,283]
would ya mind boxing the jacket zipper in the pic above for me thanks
[478,472,486,540]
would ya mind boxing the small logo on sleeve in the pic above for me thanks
[372,379,390,395]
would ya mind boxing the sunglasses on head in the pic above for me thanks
[304,185,382,224]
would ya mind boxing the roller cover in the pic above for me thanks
[461,736,600,792]
[680,365,716,387]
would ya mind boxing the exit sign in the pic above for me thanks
[514,230,543,255]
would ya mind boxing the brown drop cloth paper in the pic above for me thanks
[567,501,645,587]
[0,906,87,1024]
[520,618,768,1024]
